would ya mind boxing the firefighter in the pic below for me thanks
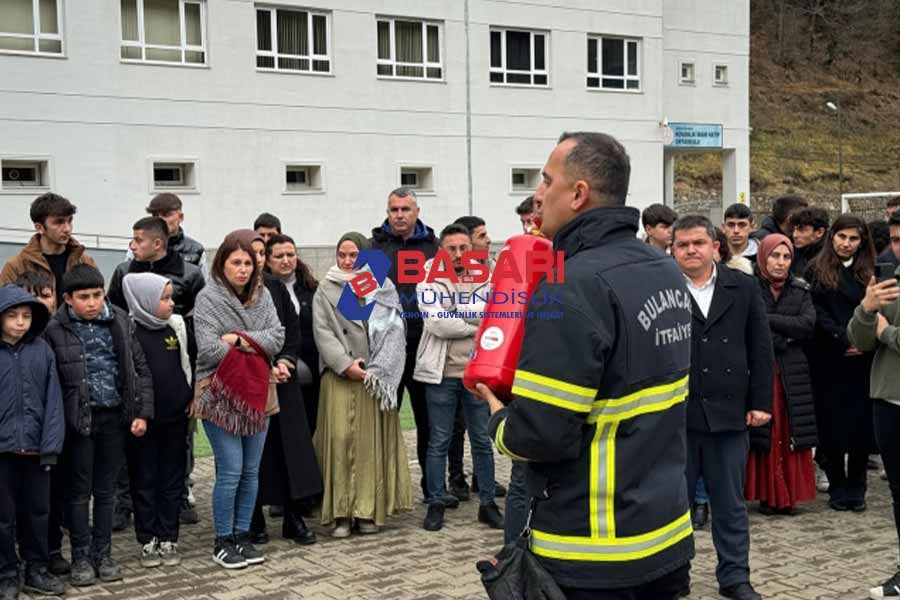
[476,132,694,599]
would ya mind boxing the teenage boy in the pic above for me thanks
[642,203,679,252]
[43,265,153,587]
[723,203,758,262]
[0,193,96,308]
[128,194,206,274]
[0,285,65,599]
[123,273,192,569]
[789,207,829,278]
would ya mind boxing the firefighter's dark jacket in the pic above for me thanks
[488,206,694,590]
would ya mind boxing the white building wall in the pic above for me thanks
[0,0,749,247]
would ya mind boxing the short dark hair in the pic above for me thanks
[889,212,900,228]
[772,195,808,225]
[887,196,900,209]
[253,212,282,232]
[15,271,53,295]
[30,193,76,225]
[641,204,678,228]
[62,264,105,295]
[145,192,182,215]
[869,220,891,255]
[557,131,631,206]
[133,216,169,244]
[672,215,718,241]
[723,203,753,222]
[453,216,485,233]
[790,207,829,232]
[439,223,471,242]
[516,196,534,216]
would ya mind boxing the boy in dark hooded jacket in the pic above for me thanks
[0,284,65,599]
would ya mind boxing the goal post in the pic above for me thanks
[841,192,900,215]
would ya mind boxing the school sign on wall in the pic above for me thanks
[665,123,723,148]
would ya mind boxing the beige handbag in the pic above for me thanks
[265,378,280,416]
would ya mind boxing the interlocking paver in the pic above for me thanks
[19,433,898,599]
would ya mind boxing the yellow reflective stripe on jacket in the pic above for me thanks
[588,376,688,423]
[494,418,530,462]
[531,511,693,562]
[512,369,597,413]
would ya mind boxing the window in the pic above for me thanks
[399,166,434,193]
[284,163,324,193]
[714,64,728,86]
[121,0,206,65]
[1,159,50,190]
[490,28,548,86]
[376,17,442,80]
[510,167,540,193]
[0,0,63,55]
[151,160,197,191]
[256,6,330,73]
[679,61,695,85]
[587,36,640,91]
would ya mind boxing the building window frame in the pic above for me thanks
[255,5,331,75]
[283,161,325,194]
[713,63,729,86]
[0,156,52,193]
[0,0,65,57]
[679,60,696,85]
[586,35,641,92]
[120,0,208,67]
[489,27,549,87]
[148,158,199,193]
[509,165,541,195]
[397,164,435,195]
[376,16,443,82]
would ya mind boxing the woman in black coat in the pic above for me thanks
[247,236,323,544]
[745,234,817,515]
[806,214,876,512]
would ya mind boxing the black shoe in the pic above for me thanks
[0,577,17,600]
[249,530,269,545]
[213,536,247,570]
[829,497,850,511]
[234,532,265,565]
[47,553,70,578]
[23,566,64,596]
[478,502,504,529]
[423,503,445,531]
[870,566,900,598]
[69,556,95,587]
[112,509,131,533]
[719,582,762,600]
[850,499,868,513]
[283,513,317,545]
[448,479,471,502]
[268,505,284,518]
[692,502,710,529]
[437,494,460,509]
[180,500,199,525]
[93,555,123,583]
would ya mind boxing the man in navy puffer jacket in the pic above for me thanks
[0,284,65,598]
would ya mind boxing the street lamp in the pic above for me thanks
[826,101,843,199]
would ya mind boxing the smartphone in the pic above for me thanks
[876,262,898,283]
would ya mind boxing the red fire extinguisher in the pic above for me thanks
[463,233,554,402]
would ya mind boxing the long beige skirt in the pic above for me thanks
[313,370,412,526]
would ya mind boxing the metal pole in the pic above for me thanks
[837,110,844,199]
[464,0,473,215]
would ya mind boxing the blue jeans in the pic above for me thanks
[695,476,709,505]
[203,420,268,538]
[426,378,495,505]
[504,460,529,545]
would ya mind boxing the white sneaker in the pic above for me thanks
[158,541,181,566]
[140,538,161,568]
[332,518,351,538]
[816,465,829,493]
[869,568,900,598]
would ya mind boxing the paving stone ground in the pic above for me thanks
[25,435,900,600]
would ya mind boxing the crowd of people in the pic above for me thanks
[1,133,900,600]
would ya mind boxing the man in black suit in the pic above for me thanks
[672,215,774,600]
